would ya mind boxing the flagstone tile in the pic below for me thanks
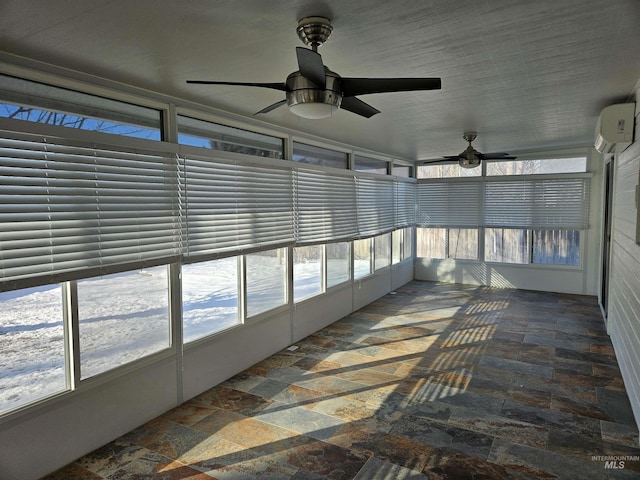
[601,420,640,448]
[447,406,549,449]
[161,399,218,426]
[501,400,601,439]
[121,417,213,460]
[422,448,514,480]
[190,385,274,416]
[354,457,428,480]
[256,402,344,441]
[390,415,494,461]
[193,413,299,454]
[488,438,608,480]
[286,440,368,479]
[40,463,104,480]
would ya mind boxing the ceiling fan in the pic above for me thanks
[187,16,441,119]
[421,132,516,169]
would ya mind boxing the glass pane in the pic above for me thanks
[392,229,403,264]
[292,142,348,168]
[533,230,580,266]
[78,266,170,379]
[417,164,481,179]
[486,157,587,175]
[0,285,66,414]
[403,227,414,260]
[0,74,161,140]
[484,228,530,264]
[354,155,388,175]
[375,233,391,270]
[294,245,323,302]
[393,164,412,178]
[354,238,372,278]
[327,242,351,287]
[178,115,284,158]
[182,257,239,343]
[246,248,287,317]
[417,227,446,258]
[448,228,478,260]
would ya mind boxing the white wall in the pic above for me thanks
[606,82,640,434]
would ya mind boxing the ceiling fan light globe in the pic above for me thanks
[459,155,481,168]
[289,102,339,119]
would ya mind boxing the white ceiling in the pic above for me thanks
[0,0,639,161]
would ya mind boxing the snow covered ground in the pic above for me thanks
[0,257,364,414]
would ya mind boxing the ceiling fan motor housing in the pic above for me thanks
[285,69,343,118]
[459,145,481,168]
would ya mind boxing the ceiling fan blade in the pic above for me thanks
[480,152,517,160]
[186,80,289,92]
[340,96,381,118]
[341,78,441,97]
[420,157,458,165]
[296,47,326,89]
[254,99,287,115]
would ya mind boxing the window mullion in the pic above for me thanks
[445,229,450,258]
[62,281,81,389]
[168,263,183,404]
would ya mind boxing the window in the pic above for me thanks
[0,136,180,292]
[417,164,481,179]
[182,258,240,343]
[177,115,284,158]
[354,155,389,174]
[294,168,358,244]
[403,227,414,261]
[292,142,348,169]
[354,238,372,279]
[533,230,580,266]
[357,176,395,237]
[374,233,391,270]
[294,245,323,302]
[392,227,414,264]
[180,155,294,257]
[417,227,446,259]
[485,228,530,264]
[448,228,479,260]
[417,228,478,260]
[0,285,66,415]
[77,266,170,379]
[486,157,587,176]
[392,229,403,264]
[246,248,287,317]
[417,156,590,267]
[0,74,162,140]
[393,163,413,178]
[327,242,351,287]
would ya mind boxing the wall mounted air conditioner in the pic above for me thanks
[594,103,635,153]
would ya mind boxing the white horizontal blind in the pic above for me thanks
[180,154,294,258]
[0,135,180,290]
[417,180,483,227]
[294,167,357,244]
[357,175,395,237]
[395,179,416,227]
[484,177,590,229]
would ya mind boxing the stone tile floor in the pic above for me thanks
[44,281,640,479]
